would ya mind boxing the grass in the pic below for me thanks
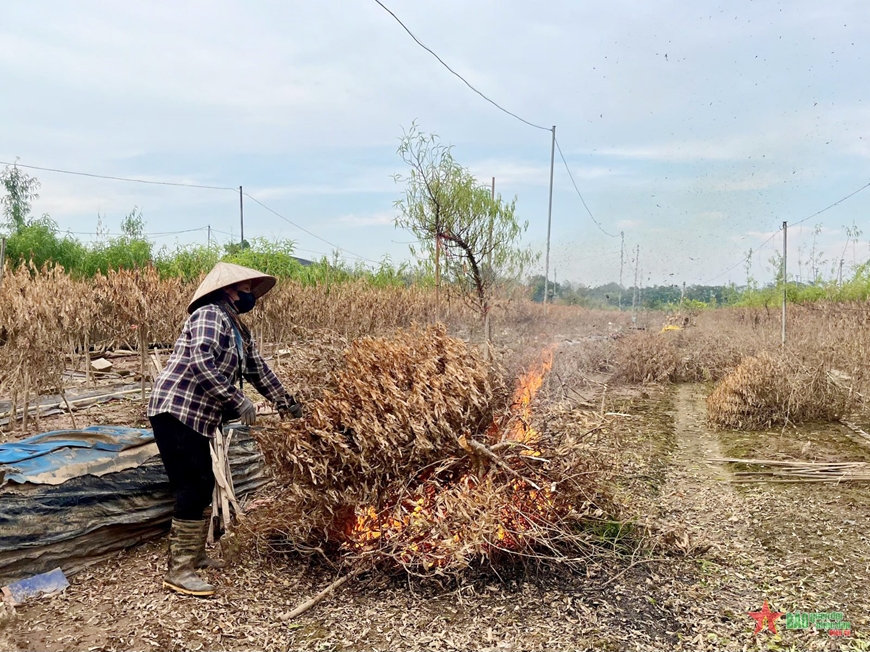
[717,421,870,464]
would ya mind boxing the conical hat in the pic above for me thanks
[187,262,277,313]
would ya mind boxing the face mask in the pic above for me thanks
[233,291,256,314]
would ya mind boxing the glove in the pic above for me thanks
[277,395,303,420]
[238,397,257,426]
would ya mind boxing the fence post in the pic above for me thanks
[781,221,787,346]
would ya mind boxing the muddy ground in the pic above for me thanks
[4,375,870,651]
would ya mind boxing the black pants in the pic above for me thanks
[149,413,214,521]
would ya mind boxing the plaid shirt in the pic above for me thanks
[147,304,286,437]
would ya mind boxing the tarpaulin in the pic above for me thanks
[0,426,156,485]
[0,426,268,585]
[0,426,152,465]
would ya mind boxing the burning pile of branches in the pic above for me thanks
[250,325,618,575]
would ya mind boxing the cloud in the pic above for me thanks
[746,230,780,240]
[468,158,628,195]
[335,211,395,227]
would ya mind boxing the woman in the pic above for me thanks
[147,262,301,597]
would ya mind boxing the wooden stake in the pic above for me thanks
[139,330,147,400]
[285,569,362,620]
[60,390,78,429]
[84,332,93,387]
[21,376,30,432]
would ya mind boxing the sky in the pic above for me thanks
[2,0,869,287]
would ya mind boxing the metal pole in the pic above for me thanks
[618,231,624,310]
[782,221,787,345]
[631,245,639,324]
[487,177,495,270]
[0,236,6,287]
[207,225,212,248]
[638,259,644,320]
[544,125,556,304]
[239,186,244,246]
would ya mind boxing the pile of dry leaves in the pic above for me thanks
[706,351,851,429]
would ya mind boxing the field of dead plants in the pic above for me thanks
[4,266,870,651]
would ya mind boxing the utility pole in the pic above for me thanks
[618,231,624,310]
[239,186,245,246]
[782,221,787,346]
[484,176,496,354]
[679,281,686,311]
[631,245,640,324]
[207,225,212,248]
[0,236,6,287]
[435,235,441,323]
[544,125,556,304]
[487,177,495,270]
[639,261,644,319]
[839,259,844,286]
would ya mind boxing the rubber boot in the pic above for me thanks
[164,519,215,597]
[195,512,226,569]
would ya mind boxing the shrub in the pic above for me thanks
[706,352,852,430]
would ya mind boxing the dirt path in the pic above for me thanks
[645,385,770,650]
[655,384,870,650]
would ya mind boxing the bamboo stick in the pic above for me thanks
[709,457,865,467]
[713,456,870,483]
[285,569,362,620]
[0,386,147,421]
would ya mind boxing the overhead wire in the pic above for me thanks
[372,1,623,246]
[703,178,870,283]
[66,224,335,261]
[554,138,619,238]
[371,0,550,133]
[792,179,870,227]
[1,158,382,266]
[242,192,380,265]
[703,229,780,284]
[64,226,210,237]
[0,161,236,191]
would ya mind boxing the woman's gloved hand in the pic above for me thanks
[238,397,258,426]
[276,395,303,419]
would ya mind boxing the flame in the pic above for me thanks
[505,346,555,444]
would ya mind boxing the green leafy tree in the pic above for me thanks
[82,208,153,275]
[1,163,41,232]
[394,124,535,341]
[528,274,564,303]
[1,164,87,271]
[154,243,220,281]
[223,237,303,277]
[3,219,86,271]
